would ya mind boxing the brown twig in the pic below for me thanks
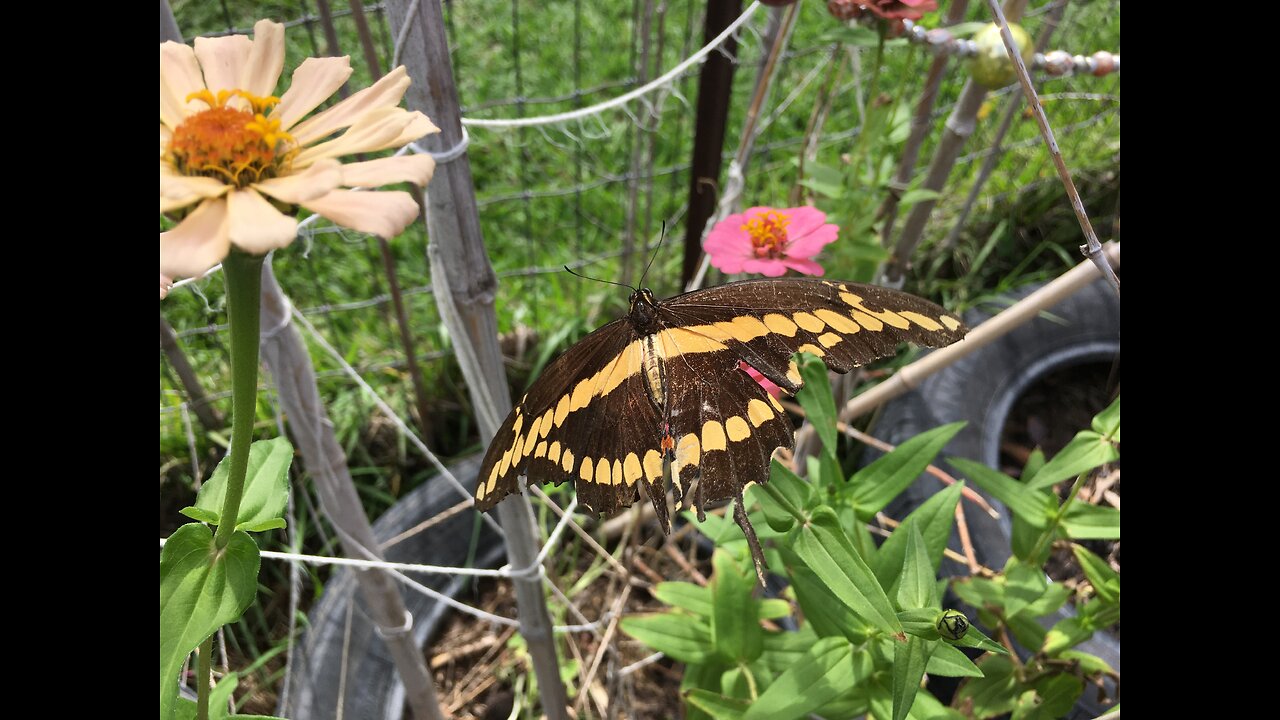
[664,542,709,586]
[952,502,982,575]
[984,0,1120,296]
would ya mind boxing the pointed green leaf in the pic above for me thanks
[795,353,838,454]
[1091,396,1120,440]
[897,608,941,639]
[238,518,287,533]
[759,459,813,533]
[711,551,763,663]
[743,638,865,720]
[1042,615,1093,656]
[195,437,293,531]
[788,564,871,643]
[926,643,984,678]
[160,524,260,720]
[955,655,1020,719]
[1060,649,1117,675]
[179,507,220,524]
[899,189,942,206]
[892,636,937,720]
[872,482,963,588]
[947,458,1053,527]
[897,523,937,610]
[1007,612,1048,651]
[950,576,1002,611]
[1025,430,1118,490]
[849,423,965,517]
[793,507,901,633]
[1012,675,1085,720]
[1020,448,1047,487]
[1061,503,1121,540]
[949,623,1008,655]
[1022,582,1072,617]
[620,613,714,664]
[758,625,821,676]
[1010,512,1045,564]
[759,599,791,620]
[1071,545,1119,604]
[684,690,749,720]
[1003,560,1048,619]
[654,581,713,618]
[906,689,967,719]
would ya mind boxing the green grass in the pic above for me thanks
[161,1,1118,710]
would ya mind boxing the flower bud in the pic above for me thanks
[969,22,1033,88]
[936,609,970,640]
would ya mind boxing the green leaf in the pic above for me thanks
[743,638,864,720]
[620,613,714,664]
[1012,675,1085,720]
[892,636,937,720]
[1003,560,1048,619]
[1020,448,1047,486]
[1022,582,1072,617]
[759,459,813,533]
[179,507,220,524]
[799,176,846,200]
[946,21,991,37]
[684,690,749,720]
[817,24,885,48]
[1010,512,1045,564]
[906,689,967,720]
[897,523,937,611]
[711,551,763,663]
[1025,430,1118,490]
[1091,396,1120,440]
[160,524,260,720]
[1060,503,1121,540]
[194,437,293,531]
[950,577,1002,612]
[947,458,1053,527]
[899,189,942,206]
[759,599,791,620]
[795,353,838,455]
[955,655,1020,719]
[687,510,747,547]
[654,581,713,618]
[896,608,940,640]
[1006,612,1048,652]
[949,623,1008,655]
[758,625,821,676]
[926,643,984,678]
[788,564,871,643]
[1060,649,1117,675]
[872,482,963,589]
[793,507,902,634]
[849,423,965,518]
[238,518,287,532]
[1071,544,1120,604]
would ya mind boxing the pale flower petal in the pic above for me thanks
[295,107,418,166]
[253,159,344,204]
[227,188,300,254]
[161,198,232,278]
[161,124,172,158]
[301,189,421,238]
[384,112,441,151]
[272,56,354,132]
[161,273,174,300]
[340,155,436,188]
[160,41,206,129]
[289,66,411,146]
[161,162,231,212]
[240,20,286,98]
[194,34,253,97]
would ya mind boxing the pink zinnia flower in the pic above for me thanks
[703,206,838,277]
[863,0,937,21]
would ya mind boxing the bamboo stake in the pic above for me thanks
[843,242,1119,420]
[984,0,1120,295]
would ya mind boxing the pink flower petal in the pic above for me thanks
[160,198,231,279]
[782,205,829,239]
[780,257,826,276]
[784,222,839,259]
[708,252,748,275]
[741,258,790,277]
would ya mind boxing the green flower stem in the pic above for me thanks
[196,637,212,720]
[213,251,265,551]
[1027,470,1090,563]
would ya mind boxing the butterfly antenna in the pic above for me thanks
[563,265,636,292]
[636,221,666,289]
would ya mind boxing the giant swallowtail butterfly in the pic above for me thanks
[474,278,965,572]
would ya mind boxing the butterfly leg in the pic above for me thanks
[733,489,768,587]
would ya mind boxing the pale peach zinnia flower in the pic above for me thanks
[160,19,440,280]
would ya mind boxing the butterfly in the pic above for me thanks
[473,278,966,575]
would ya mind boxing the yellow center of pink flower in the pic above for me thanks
[168,89,295,188]
[743,211,791,258]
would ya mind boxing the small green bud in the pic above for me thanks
[936,609,970,640]
[969,22,1033,89]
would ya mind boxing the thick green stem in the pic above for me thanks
[196,637,212,720]
[213,251,264,551]
[1027,471,1089,563]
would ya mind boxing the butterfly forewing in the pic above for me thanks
[474,277,966,531]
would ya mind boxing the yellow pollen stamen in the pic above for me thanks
[169,88,294,189]
[742,211,792,259]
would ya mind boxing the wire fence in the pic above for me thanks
[160,0,1119,710]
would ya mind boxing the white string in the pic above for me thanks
[409,126,470,163]
[461,2,762,129]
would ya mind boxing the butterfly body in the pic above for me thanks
[474,278,966,538]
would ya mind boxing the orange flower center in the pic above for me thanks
[167,89,295,188]
[742,211,791,258]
